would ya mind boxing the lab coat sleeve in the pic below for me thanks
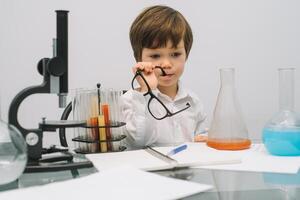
[120,89,158,149]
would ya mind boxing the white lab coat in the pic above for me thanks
[121,82,206,150]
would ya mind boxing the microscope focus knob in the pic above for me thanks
[47,57,67,76]
[37,58,50,76]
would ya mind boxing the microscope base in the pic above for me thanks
[24,152,93,173]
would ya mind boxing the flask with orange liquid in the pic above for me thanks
[207,68,251,150]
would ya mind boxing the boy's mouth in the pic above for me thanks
[161,73,175,79]
[161,70,174,76]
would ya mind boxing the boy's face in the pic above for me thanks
[141,40,186,89]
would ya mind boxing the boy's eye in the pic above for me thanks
[171,52,182,57]
[150,54,160,59]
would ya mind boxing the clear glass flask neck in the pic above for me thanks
[278,68,294,111]
[220,68,235,87]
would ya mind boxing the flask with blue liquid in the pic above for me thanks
[262,68,300,156]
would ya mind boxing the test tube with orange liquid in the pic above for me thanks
[102,103,112,151]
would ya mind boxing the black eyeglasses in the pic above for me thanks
[131,66,191,120]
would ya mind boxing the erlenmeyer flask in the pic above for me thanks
[207,68,251,150]
[0,120,27,185]
[262,68,300,156]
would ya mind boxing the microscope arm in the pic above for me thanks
[8,58,51,160]
[8,10,69,161]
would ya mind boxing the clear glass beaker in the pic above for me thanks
[73,88,100,153]
[262,68,300,156]
[207,68,251,150]
[0,120,27,185]
[72,88,125,153]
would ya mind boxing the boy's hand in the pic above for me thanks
[132,62,159,93]
[194,134,208,142]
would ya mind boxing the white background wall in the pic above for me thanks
[1,0,299,147]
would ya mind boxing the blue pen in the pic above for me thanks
[167,144,188,156]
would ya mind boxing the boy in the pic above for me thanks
[122,5,206,149]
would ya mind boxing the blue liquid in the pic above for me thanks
[262,128,300,156]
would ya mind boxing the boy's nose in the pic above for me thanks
[160,58,172,69]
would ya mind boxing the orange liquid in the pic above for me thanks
[102,104,112,151]
[88,117,99,152]
[89,117,99,140]
[207,138,251,150]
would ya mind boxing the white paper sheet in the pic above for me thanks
[87,149,171,171]
[86,143,241,171]
[156,143,242,167]
[197,144,300,174]
[0,166,213,200]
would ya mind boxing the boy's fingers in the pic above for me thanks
[132,63,143,73]
[146,68,154,74]
[133,62,156,74]
[194,135,208,142]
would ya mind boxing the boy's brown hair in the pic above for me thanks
[130,5,193,61]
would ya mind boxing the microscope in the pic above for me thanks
[8,10,93,173]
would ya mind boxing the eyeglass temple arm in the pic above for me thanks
[168,102,191,116]
[154,66,166,76]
